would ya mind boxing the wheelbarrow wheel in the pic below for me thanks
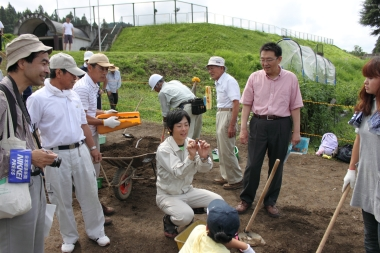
[112,167,133,201]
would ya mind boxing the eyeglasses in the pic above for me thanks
[260,58,278,63]
[95,65,109,72]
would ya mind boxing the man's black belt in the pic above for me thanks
[178,99,194,109]
[253,113,289,120]
[50,140,84,150]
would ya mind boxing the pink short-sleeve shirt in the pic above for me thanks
[240,68,303,117]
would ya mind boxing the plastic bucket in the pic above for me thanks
[97,177,104,189]
[98,134,106,145]
[174,220,206,250]
[212,146,239,162]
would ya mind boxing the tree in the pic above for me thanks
[81,14,89,25]
[350,45,365,57]
[36,5,44,14]
[373,36,380,53]
[360,0,380,35]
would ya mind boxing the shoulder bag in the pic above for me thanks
[0,90,32,219]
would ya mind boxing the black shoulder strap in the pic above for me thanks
[0,79,42,149]
[0,83,17,137]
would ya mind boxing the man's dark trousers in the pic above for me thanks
[240,116,292,207]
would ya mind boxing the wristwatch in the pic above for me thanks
[200,155,209,161]
[90,146,97,151]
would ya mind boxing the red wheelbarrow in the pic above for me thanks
[101,152,156,201]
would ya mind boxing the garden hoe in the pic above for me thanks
[239,159,280,247]
[316,185,351,253]
[122,97,143,138]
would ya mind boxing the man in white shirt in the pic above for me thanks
[27,53,110,253]
[207,56,243,190]
[73,53,120,225]
[148,74,202,141]
[62,17,74,51]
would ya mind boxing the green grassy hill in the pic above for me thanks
[2,23,368,145]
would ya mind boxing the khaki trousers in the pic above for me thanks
[216,111,243,184]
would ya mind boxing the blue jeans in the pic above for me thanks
[362,209,380,253]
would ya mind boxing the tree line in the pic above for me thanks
[0,2,115,33]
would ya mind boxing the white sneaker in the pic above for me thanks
[94,235,110,247]
[61,243,75,253]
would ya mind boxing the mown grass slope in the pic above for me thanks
[2,23,368,144]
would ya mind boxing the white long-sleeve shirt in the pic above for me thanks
[156,136,212,195]
[105,70,121,93]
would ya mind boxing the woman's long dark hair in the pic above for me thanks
[355,57,380,116]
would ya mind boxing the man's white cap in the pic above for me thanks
[84,51,94,61]
[149,74,163,90]
[206,56,225,67]
[50,53,86,76]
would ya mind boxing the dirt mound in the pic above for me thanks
[101,136,160,157]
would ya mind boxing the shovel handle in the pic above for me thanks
[245,159,280,232]
[134,97,143,111]
[316,186,351,253]
[160,127,166,143]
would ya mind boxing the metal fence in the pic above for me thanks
[55,0,333,45]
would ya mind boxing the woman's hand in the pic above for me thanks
[197,140,210,158]
[187,139,197,160]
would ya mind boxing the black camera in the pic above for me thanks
[50,157,62,168]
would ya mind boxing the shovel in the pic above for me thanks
[239,159,280,247]
[316,185,351,253]
[122,97,143,138]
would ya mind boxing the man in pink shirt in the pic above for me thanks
[236,42,303,217]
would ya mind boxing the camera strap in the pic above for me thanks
[4,76,42,149]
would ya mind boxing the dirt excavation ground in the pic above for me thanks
[44,121,364,253]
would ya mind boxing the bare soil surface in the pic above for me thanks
[44,121,364,253]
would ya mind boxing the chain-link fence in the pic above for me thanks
[55,0,333,45]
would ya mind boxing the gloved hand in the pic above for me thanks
[104,109,118,114]
[342,169,356,192]
[103,116,121,128]
[242,244,256,253]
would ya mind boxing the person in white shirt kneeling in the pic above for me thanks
[155,109,223,238]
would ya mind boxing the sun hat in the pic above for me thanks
[207,199,240,238]
[206,56,225,67]
[148,74,163,90]
[50,53,86,77]
[6,34,52,70]
[88,53,114,67]
[109,65,119,71]
[84,51,94,61]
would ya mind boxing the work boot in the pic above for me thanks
[101,203,115,216]
[163,214,178,238]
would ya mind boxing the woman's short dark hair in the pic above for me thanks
[166,109,191,136]
[209,232,233,244]
[49,69,67,79]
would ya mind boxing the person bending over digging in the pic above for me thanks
[155,109,223,238]
[180,199,256,253]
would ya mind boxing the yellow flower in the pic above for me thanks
[192,76,201,83]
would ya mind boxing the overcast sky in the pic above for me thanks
[1,0,376,53]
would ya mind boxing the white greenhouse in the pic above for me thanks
[277,38,336,85]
